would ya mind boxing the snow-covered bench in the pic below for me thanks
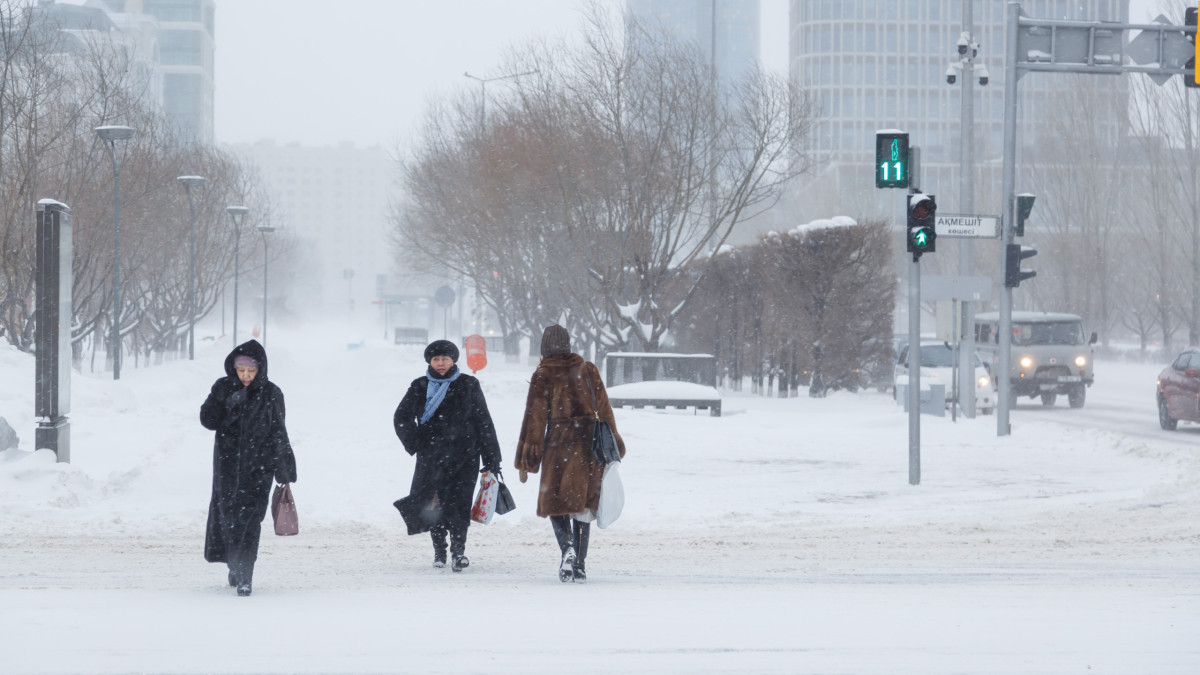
[604,352,722,417]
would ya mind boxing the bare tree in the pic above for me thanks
[0,6,275,371]
[393,7,817,353]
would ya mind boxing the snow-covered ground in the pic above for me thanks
[1,324,1197,674]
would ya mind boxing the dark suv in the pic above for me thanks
[1157,348,1200,430]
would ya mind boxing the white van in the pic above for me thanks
[973,311,1097,408]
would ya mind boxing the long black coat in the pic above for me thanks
[393,367,503,524]
[199,340,297,563]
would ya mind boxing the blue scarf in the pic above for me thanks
[420,365,461,424]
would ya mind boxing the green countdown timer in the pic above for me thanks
[875,131,910,189]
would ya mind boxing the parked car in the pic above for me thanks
[894,341,996,414]
[1157,348,1200,430]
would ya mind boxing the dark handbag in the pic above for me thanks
[495,477,517,515]
[271,483,299,536]
[592,419,621,465]
[583,366,621,466]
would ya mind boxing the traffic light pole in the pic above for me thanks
[996,2,1021,437]
[907,242,921,485]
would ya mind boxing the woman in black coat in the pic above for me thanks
[394,340,502,572]
[199,339,297,596]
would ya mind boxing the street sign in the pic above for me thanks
[934,214,999,238]
[1127,14,1197,85]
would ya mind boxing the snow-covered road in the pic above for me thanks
[1,332,1197,673]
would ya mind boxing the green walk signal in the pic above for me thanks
[875,131,910,189]
[906,192,936,259]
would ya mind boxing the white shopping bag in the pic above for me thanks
[596,462,624,529]
[470,471,499,524]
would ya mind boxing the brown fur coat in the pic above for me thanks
[515,353,625,517]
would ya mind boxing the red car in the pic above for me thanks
[1157,348,1200,430]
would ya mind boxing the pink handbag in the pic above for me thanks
[271,483,299,536]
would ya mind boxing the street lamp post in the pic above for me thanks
[945,0,990,419]
[226,205,249,349]
[95,125,136,380]
[463,69,538,129]
[258,225,275,346]
[177,175,206,360]
[463,69,536,334]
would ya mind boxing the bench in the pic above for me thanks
[394,327,429,345]
[604,353,722,417]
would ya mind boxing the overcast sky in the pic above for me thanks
[213,0,789,148]
[212,0,1161,150]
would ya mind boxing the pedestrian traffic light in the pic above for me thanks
[875,131,910,188]
[1015,193,1035,237]
[1005,243,1037,288]
[906,192,936,258]
[1186,6,1199,88]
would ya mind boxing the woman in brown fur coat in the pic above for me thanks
[515,325,626,582]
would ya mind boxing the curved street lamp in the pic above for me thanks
[95,125,136,380]
[463,69,538,128]
[258,225,275,347]
[226,205,249,349]
[177,175,206,360]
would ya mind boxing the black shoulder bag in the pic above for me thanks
[583,364,621,466]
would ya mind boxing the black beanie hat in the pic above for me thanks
[424,339,459,363]
[540,325,571,358]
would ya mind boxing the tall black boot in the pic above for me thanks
[449,522,469,573]
[550,515,575,582]
[430,525,448,568]
[232,555,253,596]
[572,520,590,582]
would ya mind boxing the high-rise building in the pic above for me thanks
[786,0,1129,219]
[627,0,761,80]
[227,140,395,319]
[36,0,216,144]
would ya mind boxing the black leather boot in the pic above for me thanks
[572,520,590,582]
[431,526,448,568]
[550,515,575,582]
[235,560,253,597]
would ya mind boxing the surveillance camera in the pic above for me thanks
[977,65,990,86]
[945,65,958,85]
[957,32,971,56]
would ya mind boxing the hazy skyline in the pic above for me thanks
[212,0,1164,150]
[214,0,788,148]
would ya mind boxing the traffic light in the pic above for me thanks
[1005,243,1037,288]
[907,192,936,258]
[1015,193,1035,237]
[875,131,910,188]
[1186,6,1199,88]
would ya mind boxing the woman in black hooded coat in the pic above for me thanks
[199,339,297,596]
[394,340,502,572]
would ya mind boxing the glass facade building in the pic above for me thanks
[627,0,762,80]
[89,0,216,144]
[787,0,1129,216]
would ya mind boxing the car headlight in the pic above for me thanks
[1019,356,1033,369]
[977,375,990,388]
[1074,355,1087,367]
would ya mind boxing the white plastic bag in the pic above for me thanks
[470,471,499,524]
[596,462,624,529]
